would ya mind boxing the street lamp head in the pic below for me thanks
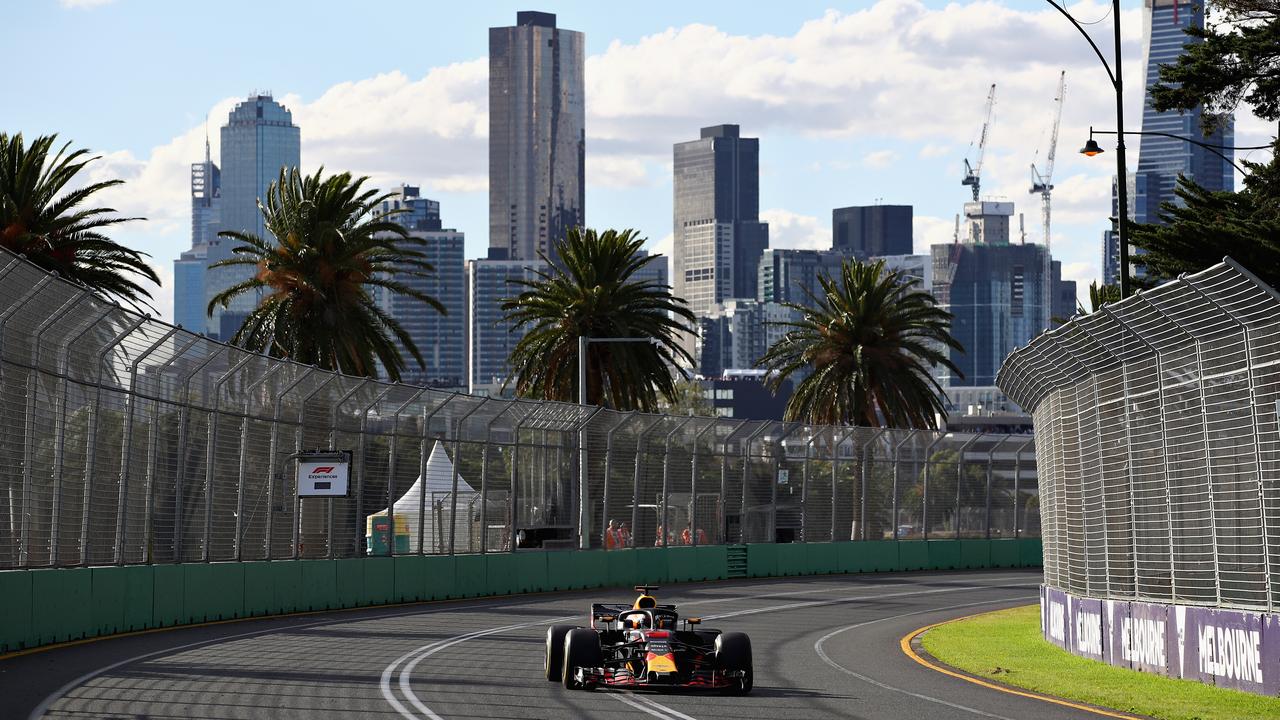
[1080,137,1104,157]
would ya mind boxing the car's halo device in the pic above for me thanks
[545,587,753,694]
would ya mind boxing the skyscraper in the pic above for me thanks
[1135,0,1233,225]
[832,205,913,258]
[173,135,220,333]
[757,248,844,306]
[672,124,769,319]
[376,187,465,389]
[206,94,300,339]
[489,11,585,262]
[466,257,549,395]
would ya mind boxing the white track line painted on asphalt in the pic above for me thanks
[614,691,701,720]
[814,596,1037,720]
[385,576,1037,719]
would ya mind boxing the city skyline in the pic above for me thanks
[12,1,1275,324]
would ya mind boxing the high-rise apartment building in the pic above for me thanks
[698,299,799,376]
[466,257,549,395]
[672,124,769,319]
[173,136,221,332]
[757,248,844,306]
[375,189,465,388]
[489,11,585,261]
[1135,0,1233,224]
[205,94,300,340]
[832,205,912,258]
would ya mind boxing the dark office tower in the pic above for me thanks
[757,248,844,306]
[174,135,220,334]
[206,94,300,339]
[832,205,912,259]
[489,11,585,262]
[1135,0,1233,226]
[672,124,769,318]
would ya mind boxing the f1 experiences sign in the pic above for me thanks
[297,452,351,497]
[1041,585,1280,696]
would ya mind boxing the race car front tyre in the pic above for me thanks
[545,625,574,682]
[562,628,603,690]
[715,631,753,695]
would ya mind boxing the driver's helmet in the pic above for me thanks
[626,612,650,629]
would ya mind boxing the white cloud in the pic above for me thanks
[913,215,955,253]
[918,143,951,159]
[648,233,674,260]
[59,0,115,8]
[862,150,898,169]
[587,156,651,189]
[759,209,830,250]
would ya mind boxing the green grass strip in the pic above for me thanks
[920,605,1280,720]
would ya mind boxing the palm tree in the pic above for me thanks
[501,227,695,411]
[756,258,961,429]
[207,167,444,381]
[0,132,157,310]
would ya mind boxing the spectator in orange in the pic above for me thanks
[604,519,619,549]
[680,526,692,545]
[617,522,632,548]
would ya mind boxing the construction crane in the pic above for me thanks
[962,84,996,202]
[1030,71,1065,329]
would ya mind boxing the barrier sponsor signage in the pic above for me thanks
[297,452,351,497]
[1043,585,1280,697]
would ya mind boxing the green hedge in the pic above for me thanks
[0,538,1042,654]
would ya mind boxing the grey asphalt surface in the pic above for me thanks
[0,568,1113,720]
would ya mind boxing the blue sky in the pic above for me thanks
[12,0,1274,321]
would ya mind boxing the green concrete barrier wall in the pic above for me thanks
[0,538,1042,655]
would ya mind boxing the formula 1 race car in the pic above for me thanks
[544,586,752,694]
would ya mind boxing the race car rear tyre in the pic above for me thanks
[545,625,574,682]
[715,632,753,695]
[563,628,603,690]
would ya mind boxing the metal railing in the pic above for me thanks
[0,248,1037,569]
[999,258,1280,612]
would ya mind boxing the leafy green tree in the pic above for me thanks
[1131,1,1280,287]
[208,167,444,381]
[0,133,157,310]
[756,258,962,429]
[1149,0,1280,134]
[501,227,695,411]
[657,377,716,417]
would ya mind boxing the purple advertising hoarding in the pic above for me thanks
[1041,585,1280,697]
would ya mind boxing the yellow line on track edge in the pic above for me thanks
[899,606,1145,720]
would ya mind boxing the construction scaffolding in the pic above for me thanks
[0,249,1037,569]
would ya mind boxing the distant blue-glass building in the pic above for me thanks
[206,94,300,339]
[376,186,465,388]
[467,257,549,395]
[173,137,220,333]
[1135,0,1233,224]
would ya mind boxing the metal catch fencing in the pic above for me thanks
[999,259,1280,613]
[0,248,1037,569]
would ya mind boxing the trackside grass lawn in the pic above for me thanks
[919,605,1280,720]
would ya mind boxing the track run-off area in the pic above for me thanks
[1,569,1120,720]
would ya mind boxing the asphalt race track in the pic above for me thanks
[1,569,1114,720]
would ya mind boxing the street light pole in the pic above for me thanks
[1045,0,1129,296]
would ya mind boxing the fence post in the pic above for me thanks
[171,346,228,562]
[955,435,981,540]
[832,428,857,543]
[384,387,427,557]
[18,289,92,567]
[292,374,337,559]
[890,431,915,540]
[601,411,637,548]
[48,306,116,565]
[859,429,886,541]
[354,384,395,558]
[984,436,1005,540]
[479,400,520,554]
[450,398,492,555]
[574,404,606,550]
[1184,276,1273,612]
[690,420,718,547]
[921,434,945,540]
[771,424,804,544]
[326,379,371,560]
[659,416,694,548]
[231,361,285,562]
[718,420,748,545]
[738,424,769,544]
[263,366,317,560]
[1013,436,1035,541]
[113,325,179,565]
[801,431,817,542]
[79,315,148,565]
[142,334,203,563]
[201,352,257,562]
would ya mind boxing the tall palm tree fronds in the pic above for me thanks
[208,167,444,381]
[0,132,156,310]
[756,258,962,429]
[501,227,696,411]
